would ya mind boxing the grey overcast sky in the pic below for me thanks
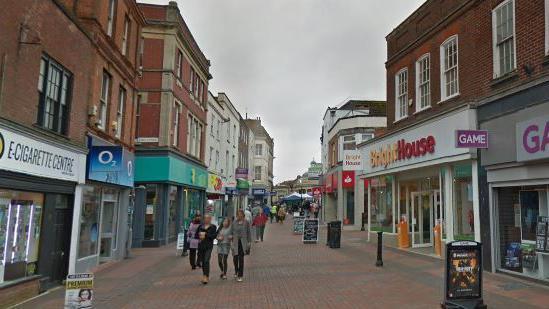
[139,0,425,183]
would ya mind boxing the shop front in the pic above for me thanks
[480,101,549,281]
[75,137,134,273]
[133,151,207,247]
[359,107,481,256]
[322,171,338,222]
[0,124,86,296]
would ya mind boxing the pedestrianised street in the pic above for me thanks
[18,219,549,308]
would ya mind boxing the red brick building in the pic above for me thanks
[55,0,146,275]
[132,2,212,247]
[359,0,549,283]
[0,0,92,306]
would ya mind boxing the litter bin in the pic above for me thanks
[326,222,332,246]
[329,221,341,249]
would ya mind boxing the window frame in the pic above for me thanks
[107,0,116,38]
[121,15,131,56]
[440,35,460,101]
[255,144,263,156]
[115,86,126,139]
[415,53,431,112]
[254,166,262,181]
[492,0,517,78]
[98,71,111,131]
[172,101,181,147]
[395,68,408,121]
[176,50,183,79]
[37,55,73,135]
[342,135,356,151]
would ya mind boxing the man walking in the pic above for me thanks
[270,205,277,223]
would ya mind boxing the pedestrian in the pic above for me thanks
[263,204,270,221]
[216,217,232,280]
[252,203,262,218]
[244,206,253,224]
[197,214,217,284]
[231,209,251,282]
[186,214,202,269]
[278,206,286,224]
[270,205,277,223]
[252,208,268,242]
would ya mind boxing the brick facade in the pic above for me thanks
[0,0,93,146]
[57,0,145,148]
[385,0,549,132]
[137,2,211,164]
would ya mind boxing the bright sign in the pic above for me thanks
[343,150,363,171]
[517,115,549,162]
[370,136,435,168]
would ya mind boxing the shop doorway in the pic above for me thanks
[100,189,119,262]
[346,191,355,224]
[411,190,441,248]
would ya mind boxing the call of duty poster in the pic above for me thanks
[446,241,482,300]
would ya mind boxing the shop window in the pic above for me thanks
[78,186,101,259]
[452,164,474,241]
[370,176,393,233]
[144,185,158,241]
[100,188,119,258]
[168,186,178,239]
[0,190,43,283]
[498,186,549,279]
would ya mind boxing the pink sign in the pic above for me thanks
[455,130,488,149]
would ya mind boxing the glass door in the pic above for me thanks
[100,189,119,261]
[411,191,433,248]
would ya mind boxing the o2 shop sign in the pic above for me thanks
[517,116,549,162]
[370,136,435,168]
[88,146,134,186]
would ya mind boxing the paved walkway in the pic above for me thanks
[17,218,549,308]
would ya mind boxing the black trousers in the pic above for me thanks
[257,226,266,241]
[218,254,228,275]
[199,247,213,277]
[233,240,245,277]
[189,248,198,268]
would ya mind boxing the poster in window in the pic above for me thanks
[536,217,548,252]
[446,241,482,300]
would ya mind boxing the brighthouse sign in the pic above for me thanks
[343,150,363,171]
[0,127,85,183]
[370,136,435,168]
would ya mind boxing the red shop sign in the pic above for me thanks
[342,171,355,188]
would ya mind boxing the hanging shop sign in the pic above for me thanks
[207,174,223,194]
[444,241,483,305]
[312,187,322,196]
[64,273,94,309]
[88,146,134,187]
[455,130,489,149]
[342,150,363,171]
[516,115,549,162]
[235,168,249,179]
[0,127,86,183]
[252,188,266,195]
[361,108,477,174]
[342,171,355,188]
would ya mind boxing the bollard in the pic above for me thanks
[376,231,383,267]
[361,212,365,231]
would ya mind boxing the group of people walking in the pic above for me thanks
[186,208,257,284]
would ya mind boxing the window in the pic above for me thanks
[215,150,219,170]
[176,50,183,79]
[187,115,194,154]
[395,68,408,120]
[37,55,72,135]
[115,87,126,139]
[227,122,231,142]
[210,115,215,136]
[416,54,431,111]
[255,144,263,156]
[189,68,194,93]
[233,124,237,144]
[225,151,229,175]
[546,0,549,55]
[194,75,199,98]
[98,71,111,130]
[232,155,236,177]
[440,36,459,100]
[492,0,516,78]
[343,135,356,150]
[107,0,116,37]
[209,147,214,167]
[79,186,101,257]
[121,15,131,56]
[197,123,203,159]
[216,119,221,140]
[172,101,181,147]
[361,133,374,143]
[254,166,262,181]
[187,114,202,158]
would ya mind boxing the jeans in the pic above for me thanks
[233,240,245,277]
[199,247,213,277]
[256,225,265,241]
[218,254,228,275]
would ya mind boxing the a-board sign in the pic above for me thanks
[293,216,305,234]
[445,241,483,303]
[177,232,186,250]
[303,219,319,243]
[64,273,94,309]
[536,216,548,252]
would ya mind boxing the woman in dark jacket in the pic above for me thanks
[197,214,217,284]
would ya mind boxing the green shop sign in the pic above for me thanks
[134,155,208,188]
